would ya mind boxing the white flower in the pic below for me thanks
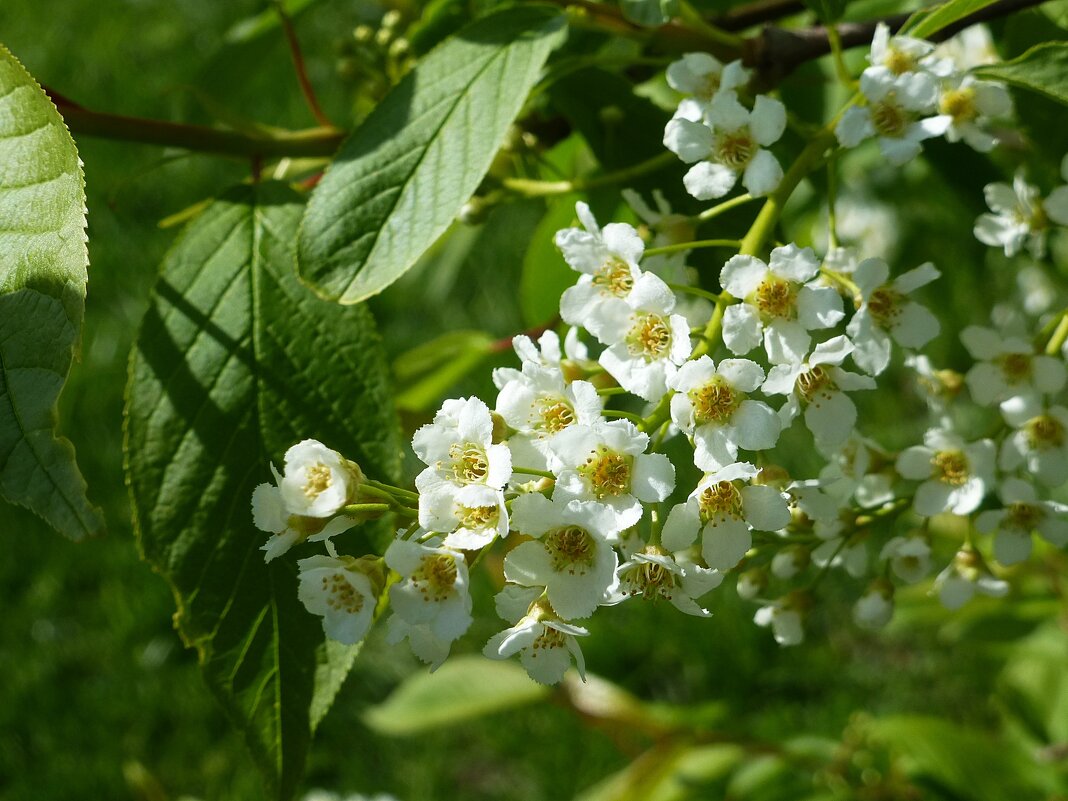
[754,592,807,646]
[384,538,472,667]
[667,53,750,120]
[297,554,381,645]
[999,398,1068,487]
[935,24,999,71]
[817,435,895,510]
[664,92,786,199]
[504,494,622,619]
[413,397,512,491]
[895,428,996,516]
[937,74,1012,152]
[253,466,357,562]
[1044,153,1068,228]
[736,567,767,600]
[933,547,1008,610]
[763,336,877,452]
[790,481,869,578]
[492,330,567,388]
[613,546,723,617]
[976,478,1068,567]
[853,580,895,630]
[836,75,951,165]
[597,274,691,401]
[662,462,790,571]
[864,22,951,98]
[550,420,675,529]
[847,258,941,375]
[720,244,844,364]
[495,365,603,471]
[555,202,666,339]
[961,325,1066,406]
[418,481,508,551]
[879,535,931,584]
[278,439,361,518]
[668,356,780,470]
[483,588,587,685]
[974,174,1051,258]
[771,545,810,579]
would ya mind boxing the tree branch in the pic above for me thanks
[47,92,344,159]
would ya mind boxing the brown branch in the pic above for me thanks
[275,1,334,127]
[744,0,1049,86]
[715,0,806,32]
[48,92,344,159]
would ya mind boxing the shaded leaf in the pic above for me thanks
[975,42,1068,108]
[363,655,549,735]
[907,0,999,39]
[0,44,103,540]
[125,183,401,800]
[298,6,566,303]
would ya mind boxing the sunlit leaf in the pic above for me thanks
[298,6,566,303]
[0,44,103,540]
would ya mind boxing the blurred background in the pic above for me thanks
[1,1,1068,799]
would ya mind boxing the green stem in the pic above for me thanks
[341,503,393,515]
[366,479,418,502]
[55,103,344,158]
[1046,312,1068,355]
[677,0,746,48]
[668,283,728,303]
[501,151,676,197]
[604,409,646,425]
[826,24,856,88]
[596,386,629,396]
[646,239,742,257]
[512,466,556,479]
[694,193,756,223]
[738,130,836,258]
[826,153,839,249]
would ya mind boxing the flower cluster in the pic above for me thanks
[250,24,1068,687]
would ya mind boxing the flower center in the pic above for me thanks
[544,525,597,574]
[578,447,632,499]
[625,312,673,361]
[322,573,364,614]
[1006,502,1042,531]
[696,71,722,100]
[620,547,678,601]
[1025,414,1065,449]
[531,626,567,653]
[871,98,910,138]
[458,503,499,530]
[931,449,969,486]
[940,87,977,123]
[534,395,575,434]
[796,365,837,403]
[447,443,489,483]
[714,131,756,170]
[592,256,634,297]
[867,286,902,328]
[690,376,741,425]
[754,275,796,319]
[412,554,458,602]
[885,48,916,76]
[698,480,744,523]
[997,352,1032,384]
[303,463,333,499]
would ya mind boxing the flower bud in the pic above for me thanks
[853,578,894,630]
[736,567,767,600]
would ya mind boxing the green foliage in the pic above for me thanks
[125,183,400,800]
[364,655,550,735]
[975,41,1068,107]
[802,0,848,24]
[297,6,566,304]
[905,0,1001,38]
[620,0,681,27]
[0,44,103,541]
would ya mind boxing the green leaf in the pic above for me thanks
[224,0,322,44]
[801,0,847,23]
[393,329,495,412]
[905,0,999,38]
[364,655,549,736]
[298,5,566,304]
[620,0,681,26]
[974,42,1068,107]
[0,44,103,540]
[125,183,401,801]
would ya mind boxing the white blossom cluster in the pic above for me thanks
[249,24,1068,685]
